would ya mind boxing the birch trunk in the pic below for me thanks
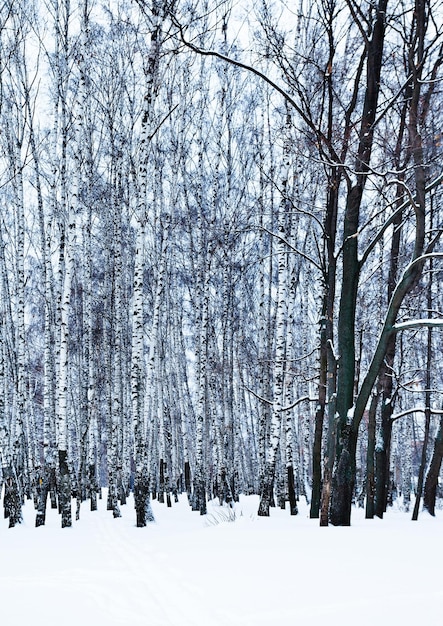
[3,103,27,526]
[132,223,152,526]
[131,0,167,525]
[57,208,75,528]
[258,216,288,516]
[193,238,210,515]
[108,205,123,519]
[146,215,169,505]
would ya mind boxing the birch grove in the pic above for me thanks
[0,0,442,528]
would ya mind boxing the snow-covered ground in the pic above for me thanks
[1,493,441,626]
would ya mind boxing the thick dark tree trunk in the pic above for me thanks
[287,464,298,515]
[118,471,126,506]
[158,458,165,504]
[320,466,332,526]
[374,415,393,518]
[310,320,326,519]
[371,198,402,516]
[134,470,154,527]
[49,466,58,509]
[412,275,434,520]
[184,460,192,502]
[35,465,50,527]
[3,467,22,528]
[412,396,432,519]
[192,475,206,515]
[423,416,443,516]
[312,165,339,521]
[220,467,233,507]
[258,471,274,517]
[365,392,378,518]
[331,186,361,526]
[310,418,323,517]
[412,408,432,521]
[89,463,98,511]
[58,450,72,528]
[319,332,338,526]
[330,427,358,526]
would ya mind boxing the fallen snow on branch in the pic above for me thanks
[393,318,443,331]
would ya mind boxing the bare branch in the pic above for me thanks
[243,386,273,406]
[392,407,443,422]
[243,387,317,413]
[359,172,443,267]
[259,226,323,271]
[148,103,179,140]
[281,395,317,413]
[169,11,343,165]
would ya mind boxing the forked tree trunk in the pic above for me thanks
[330,0,412,526]
[330,426,358,526]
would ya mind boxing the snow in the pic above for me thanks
[1,494,442,625]
[393,318,443,331]
[347,406,354,423]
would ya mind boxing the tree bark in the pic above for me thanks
[365,392,378,518]
[424,416,443,516]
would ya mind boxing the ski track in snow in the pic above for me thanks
[0,494,443,625]
[91,513,228,626]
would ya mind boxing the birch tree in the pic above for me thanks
[130,1,165,526]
